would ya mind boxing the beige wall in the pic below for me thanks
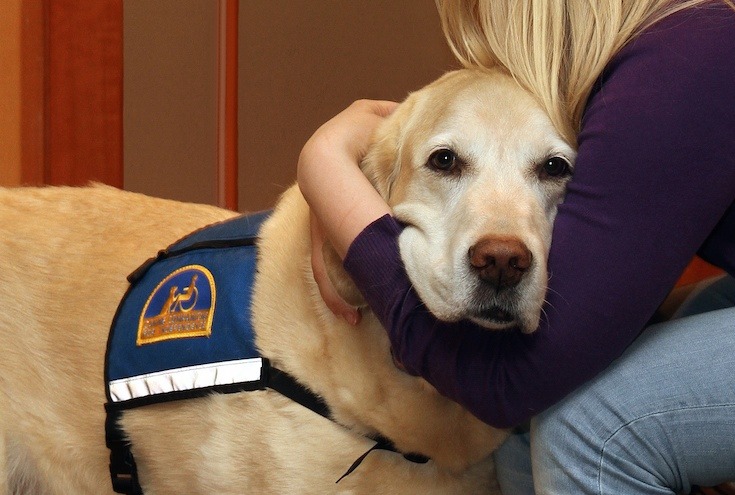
[123,0,219,205]
[237,1,457,211]
[124,2,456,210]
[0,0,22,186]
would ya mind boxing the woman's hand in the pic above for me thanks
[297,99,397,324]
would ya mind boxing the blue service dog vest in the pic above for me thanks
[105,211,327,494]
[106,211,271,410]
[104,210,424,494]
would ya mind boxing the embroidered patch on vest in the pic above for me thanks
[106,210,271,408]
[137,265,215,345]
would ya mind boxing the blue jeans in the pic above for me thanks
[494,275,735,494]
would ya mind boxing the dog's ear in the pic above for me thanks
[360,98,416,202]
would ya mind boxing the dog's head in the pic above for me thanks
[361,69,575,333]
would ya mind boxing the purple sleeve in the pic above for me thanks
[344,6,735,429]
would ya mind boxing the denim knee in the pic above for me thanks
[528,309,735,494]
[532,397,673,494]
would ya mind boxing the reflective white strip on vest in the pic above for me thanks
[108,357,263,403]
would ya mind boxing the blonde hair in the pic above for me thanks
[436,0,734,145]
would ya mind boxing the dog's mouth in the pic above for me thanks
[470,305,517,329]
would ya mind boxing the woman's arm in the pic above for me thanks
[300,7,735,428]
[298,100,396,324]
[297,99,396,258]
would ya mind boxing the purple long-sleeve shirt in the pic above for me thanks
[343,6,735,428]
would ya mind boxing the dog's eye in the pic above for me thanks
[539,157,572,180]
[428,149,458,172]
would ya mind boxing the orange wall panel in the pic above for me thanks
[0,0,22,186]
[45,0,123,187]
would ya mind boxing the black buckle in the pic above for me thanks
[106,407,144,495]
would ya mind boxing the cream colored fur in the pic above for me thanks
[0,69,572,494]
[362,69,574,333]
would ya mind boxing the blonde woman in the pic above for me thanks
[297,1,735,493]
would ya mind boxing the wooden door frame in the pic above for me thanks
[20,0,239,211]
[218,0,239,210]
[21,0,124,188]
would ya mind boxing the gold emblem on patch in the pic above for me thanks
[137,265,216,345]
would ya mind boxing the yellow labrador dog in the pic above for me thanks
[0,69,574,494]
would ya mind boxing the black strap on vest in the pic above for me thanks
[265,364,331,420]
[106,361,428,494]
[106,406,143,495]
[264,365,429,484]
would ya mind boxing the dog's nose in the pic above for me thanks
[468,236,532,290]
